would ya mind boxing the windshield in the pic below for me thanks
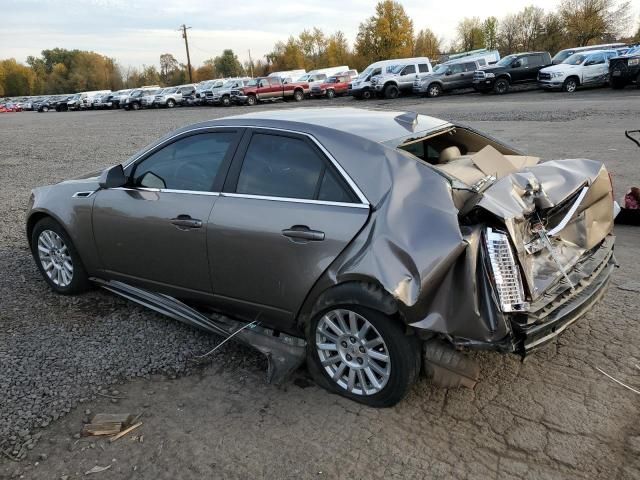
[496,55,518,66]
[552,50,574,64]
[433,64,449,74]
[297,74,310,81]
[326,77,338,83]
[627,47,640,55]
[222,80,237,88]
[389,64,404,74]
[69,94,80,100]
[563,53,587,65]
[246,79,258,86]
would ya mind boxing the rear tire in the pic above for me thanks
[131,102,140,111]
[42,106,49,112]
[384,84,399,99]
[493,78,510,94]
[306,305,420,407]
[31,217,91,295]
[562,77,578,93]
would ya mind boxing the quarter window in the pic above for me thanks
[418,63,429,73]
[133,132,234,191]
[235,133,355,202]
[402,65,416,75]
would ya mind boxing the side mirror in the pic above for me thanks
[445,70,452,76]
[98,164,127,189]
[512,61,521,68]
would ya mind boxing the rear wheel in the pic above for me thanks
[563,77,578,93]
[42,106,49,112]
[384,84,399,99]
[427,83,443,98]
[493,78,510,94]
[306,306,420,407]
[131,102,140,111]
[326,89,336,99]
[31,217,90,295]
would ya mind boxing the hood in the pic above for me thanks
[477,64,504,73]
[540,64,580,73]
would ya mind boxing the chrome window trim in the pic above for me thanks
[220,192,369,209]
[122,125,370,206]
[112,187,219,197]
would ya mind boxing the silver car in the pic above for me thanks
[26,108,617,406]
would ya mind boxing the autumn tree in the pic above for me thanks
[0,59,35,96]
[214,49,244,77]
[195,59,216,81]
[540,13,567,54]
[355,1,414,63]
[559,0,632,45]
[299,27,327,69]
[516,6,545,51]
[414,28,441,59]
[457,17,485,51]
[498,14,520,54]
[483,17,499,50]
[325,31,352,67]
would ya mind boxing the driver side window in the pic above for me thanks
[133,132,235,192]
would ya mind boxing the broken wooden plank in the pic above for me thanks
[109,422,142,443]
[81,422,122,437]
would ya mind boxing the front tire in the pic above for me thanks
[361,89,373,100]
[326,89,336,99]
[131,102,140,111]
[427,83,443,98]
[563,77,578,93]
[493,78,510,94]
[221,95,231,107]
[306,306,420,407]
[246,95,257,106]
[166,99,176,108]
[293,89,304,102]
[31,217,90,295]
[384,84,399,99]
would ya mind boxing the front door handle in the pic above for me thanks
[171,215,202,229]
[282,225,325,242]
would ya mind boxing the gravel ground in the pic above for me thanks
[1,88,639,479]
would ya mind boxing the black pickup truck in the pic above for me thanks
[473,51,552,94]
[609,46,640,89]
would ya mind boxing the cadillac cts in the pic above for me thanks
[26,108,617,407]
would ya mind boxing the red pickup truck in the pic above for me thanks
[310,75,351,98]
[231,77,309,106]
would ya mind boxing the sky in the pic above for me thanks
[0,0,636,69]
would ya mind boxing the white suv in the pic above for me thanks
[370,58,432,99]
[154,84,196,108]
[538,50,619,92]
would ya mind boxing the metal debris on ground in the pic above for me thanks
[595,366,640,395]
[85,465,111,475]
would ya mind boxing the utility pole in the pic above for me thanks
[248,49,254,77]
[179,24,193,83]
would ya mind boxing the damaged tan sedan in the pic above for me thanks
[26,108,617,407]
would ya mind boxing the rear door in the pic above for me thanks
[92,128,242,299]
[207,128,370,327]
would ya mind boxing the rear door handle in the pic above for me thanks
[171,215,202,229]
[282,226,325,241]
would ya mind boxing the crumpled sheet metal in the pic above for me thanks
[321,149,614,343]
[478,159,614,300]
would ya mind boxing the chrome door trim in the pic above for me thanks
[220,192,370,209]
[122,125,370,206]
[111,187,220,196]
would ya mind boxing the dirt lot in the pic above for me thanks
[1,88,640,480]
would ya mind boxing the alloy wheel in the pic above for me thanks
[428,84,441,97]
[37,230,74,288]
[315,309,391,396]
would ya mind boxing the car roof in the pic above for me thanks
[207,107,450,144]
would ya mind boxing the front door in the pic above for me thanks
[92,129,242,298]
[207,129,370,328]
[582,53,607,85]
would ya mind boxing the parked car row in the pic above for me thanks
[3,44,639,116]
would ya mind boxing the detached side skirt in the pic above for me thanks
[91,279,306,384]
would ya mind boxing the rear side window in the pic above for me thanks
[463,62,477,72]
[418,63,429,73]
[133,132,234,191]
[235,133,356,202]
[528,55,544,66]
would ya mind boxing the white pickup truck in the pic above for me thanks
[537,49,620,92]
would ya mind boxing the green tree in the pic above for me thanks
[159,53,179,84]
[0,59,35,96]
[325,31,352,66]
[355,1,414,63]
[559,0,632,46]
[414,28,441,59]
[214,49,244,77]
[516,6,545,51]
[457,17,485,51]
[483,17,499,50]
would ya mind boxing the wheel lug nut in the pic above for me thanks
[341,341,348,348]
[350,336,356,343]
[359,346,365,353]
[357,358,363,365]
[346,354,352,361]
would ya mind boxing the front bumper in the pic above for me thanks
[413,84,428,94]
[472,79,494,91]
[538,80,563,90]
[232,95,248,105]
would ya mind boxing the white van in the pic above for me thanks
[268,69,306,81]
[552,43,625,65]
[350,58,431,99]
[296,66,349,89]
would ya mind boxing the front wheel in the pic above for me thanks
[326,89,336,99]
[221,95,231,107]
[384,84,399,99]
[361,89,373,100]
[427,83,443,98]
[562,77,578,93]
[31,217,91,295]
[493,78,510,94]
[293,90,304,102]
[306,306,420,407]
[166,99,176,108]
[246,95,257,106]
[131,102,140,111]
[42,106,49,112]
